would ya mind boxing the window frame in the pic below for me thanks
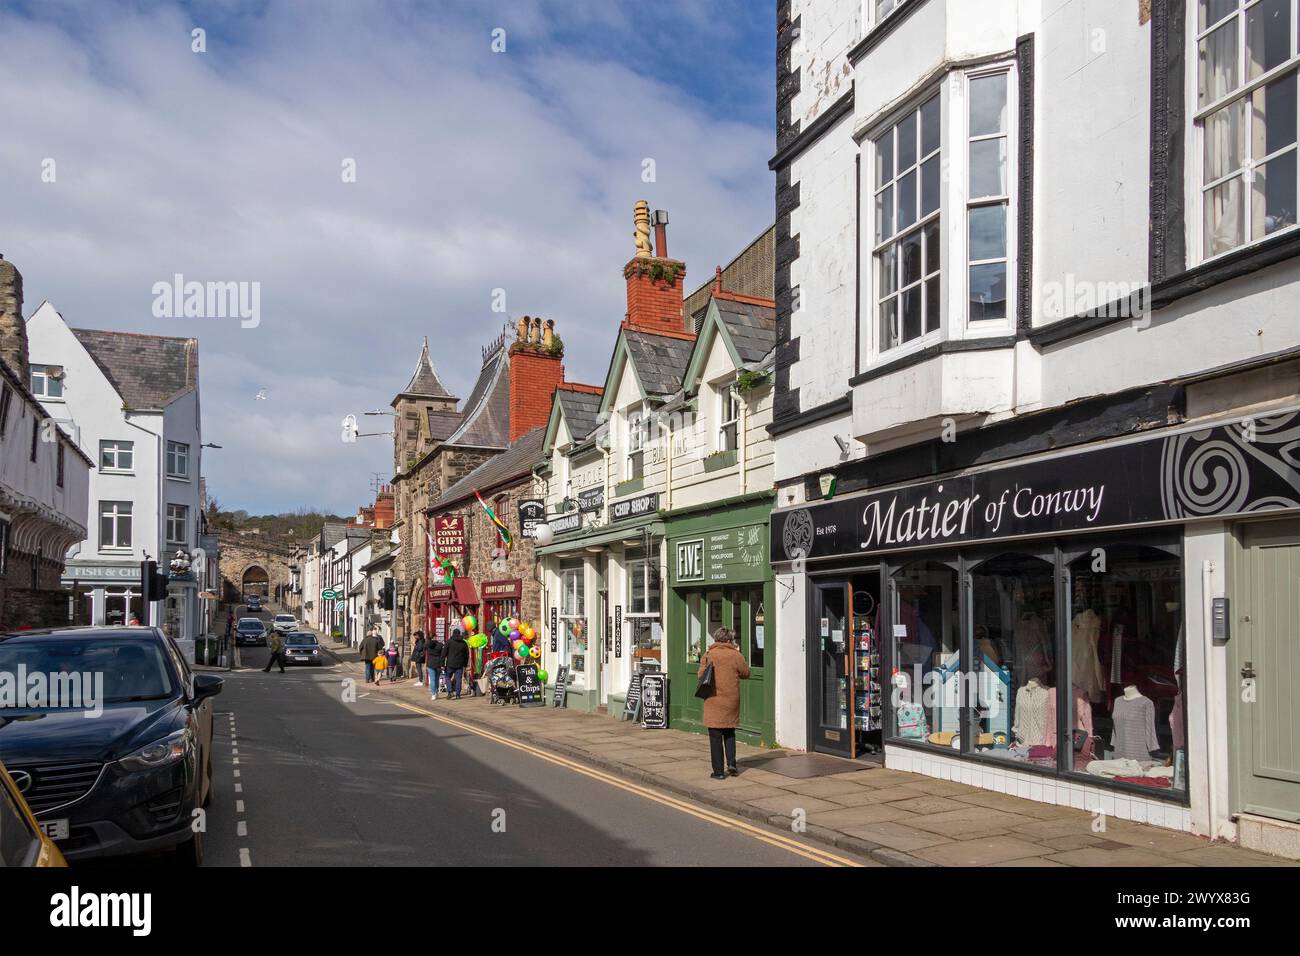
[165,440,190,480]
[1189,0,1300,263]
[625,409,649,481]
[716,383,740,453]
[965,67,1015,327]
[0,383,13,439]
[100,439,135,474]
[166,503,189,547]
[28,364,64,401]
[99,500,134,552]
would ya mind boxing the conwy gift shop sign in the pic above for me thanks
[771,411,1300,562]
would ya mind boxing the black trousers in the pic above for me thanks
[263,651,285,673]
[708,728,737,774]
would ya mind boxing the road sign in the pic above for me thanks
[321,589,337,600]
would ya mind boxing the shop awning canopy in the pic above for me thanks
[535,519,665,556]
[452,577,478,606]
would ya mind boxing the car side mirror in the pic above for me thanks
[191,673,224,704]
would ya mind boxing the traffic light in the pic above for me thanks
[140,560,170,605]
[380,577,395,609]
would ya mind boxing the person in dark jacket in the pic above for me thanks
[444,629,470,699]
[409,633,426,684]
[425,635,446,700]
[359,629,384,683]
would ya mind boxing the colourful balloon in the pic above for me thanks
[462,615,476,632]
[538,670,548,684]
[509,629,521,641]
[530,646,541,659]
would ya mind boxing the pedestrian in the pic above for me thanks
[697,627,750,780]
[359,628,383,683]
[385,640,400,682]
[409,632,426,684]
[263,628,287,674]
[425,633,445,700]
[444,628,470,699]
[225,610,234,639]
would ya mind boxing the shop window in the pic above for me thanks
[627,548,662,669]
[559,562,586,688]
[969,552,1056,764]
[1068,544,1187,793]
[685,592,704,662]
[890,561,959,746]
[749,589,766,669]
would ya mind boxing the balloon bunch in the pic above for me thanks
[495,616,543,668]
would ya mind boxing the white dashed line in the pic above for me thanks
[236,800,245,813]
[237,821,248,837]
[233,758,240,765]
[234,769,240,778]
[235,783,242,793]
[239,848,252,867]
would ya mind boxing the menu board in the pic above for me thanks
[640,674,668,729]
[552,666,568,707]
[620,672,643,721]
[516,663,544,707]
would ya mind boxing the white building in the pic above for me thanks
[769,0,1300,852]
[25,301,206,639]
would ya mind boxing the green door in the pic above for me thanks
[1236,519,1300,823]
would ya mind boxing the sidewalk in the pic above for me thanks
[316,635,1293,868]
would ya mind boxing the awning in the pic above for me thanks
[452,577,478,606]
[536,519,665,556]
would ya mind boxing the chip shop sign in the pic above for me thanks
[609,492,659,523]
[433,515,466,556]
[771,412,1300,563]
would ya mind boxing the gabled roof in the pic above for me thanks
[598,327,694,417]
[70,328,198,410]
[541,385,604,457]
[429,427,545,512]
[394,337,455,402]
[682,294,777,392]
[442,347,510,449]
[427,408,463,441]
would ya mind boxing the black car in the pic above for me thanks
[0,626,222,864]
[235,618,268,647]
[282,632,323,666]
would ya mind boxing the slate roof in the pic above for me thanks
[427,408,463,441]
[320,522,349,549]
[556,388,603,443]
[397,338,454,400]
[623,330,694,398]
[430,427,545,510]
[443,348,509,449]
[715,298,776,364]
[70,328,198,410]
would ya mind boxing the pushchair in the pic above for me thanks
[487,655,517,706]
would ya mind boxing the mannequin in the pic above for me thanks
[1012,677,1052,747]
[1110,684,1159,760]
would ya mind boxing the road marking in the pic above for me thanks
[235,783,242,793]
[233,758,240,765]
[239,848,252,867]
[237,820,248,837]
[234,769,241,778]
[236,800,245,813]
[386,700,861,868]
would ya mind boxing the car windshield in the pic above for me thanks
[0,637,175,707]
[275,616,294,622]
[237,621,263,632]
[286,634,316,645]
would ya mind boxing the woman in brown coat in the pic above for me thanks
[698,627,751,779]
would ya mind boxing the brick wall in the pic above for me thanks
[623,257,687,336]
[508,342,565,442]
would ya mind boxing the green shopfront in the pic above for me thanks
[665,493,775,746]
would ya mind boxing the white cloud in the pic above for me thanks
[0,0,772,513]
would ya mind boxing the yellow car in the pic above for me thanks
[0,760,66,867]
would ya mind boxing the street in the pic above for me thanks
[195,617,862,867]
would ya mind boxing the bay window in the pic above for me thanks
[1196,0,1299,258]
[967,72,1010,322]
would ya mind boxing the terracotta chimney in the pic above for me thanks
[508,318,565,442]
[0,253,29,384]
[374,484,396,529]
[622,203,687,337]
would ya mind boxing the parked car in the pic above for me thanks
[235,618,268,646]
[272,614,297,633]
[0,626,222,864]
[282,632,322,666]
[245,595,262,612]
[0,756,66,867]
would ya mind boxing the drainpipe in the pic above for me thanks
[1201,558,1220,839]
[660,416,673,511]
[738,384,748,495]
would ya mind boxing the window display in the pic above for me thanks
[559,561,586,688]
[626,547,662,669]
[890,561,959,748]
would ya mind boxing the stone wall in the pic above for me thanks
[0,552,76,629]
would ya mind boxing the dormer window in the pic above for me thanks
[717,384,740,452]
[626,411,650,480]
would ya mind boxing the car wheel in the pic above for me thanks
[174,827,204,867]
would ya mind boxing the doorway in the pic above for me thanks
[1233,519,1300,824]
[808,570,882,760]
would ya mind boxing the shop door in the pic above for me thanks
[734,587,768,742]
[809,581,852,757]
[1236,520,1300,823]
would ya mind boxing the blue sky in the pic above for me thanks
[0,0,775,513]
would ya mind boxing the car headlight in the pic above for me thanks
[119,729,188,771]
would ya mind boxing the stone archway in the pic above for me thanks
[216,532,295,608]
[241,565,270,598]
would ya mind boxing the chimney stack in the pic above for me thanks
[622,201,688,337]
[507,316,565,442]
[0,253,29,384]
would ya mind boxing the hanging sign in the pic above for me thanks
[516,663,544,706]
[433,515,467,556]
[519,500,546,538]
[640,674,668,729]
[609,492,659,523]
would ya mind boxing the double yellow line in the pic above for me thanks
[387,699,864,867]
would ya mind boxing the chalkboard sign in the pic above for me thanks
[516,663,544,707]
[640,673,668,729]
[620,672,644,721]
[552,665,568,707]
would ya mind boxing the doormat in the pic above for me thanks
[739,752,872,778]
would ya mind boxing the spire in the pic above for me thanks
[398,337,454,400]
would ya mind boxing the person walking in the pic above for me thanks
[444,628,470,699]
[697,627,750,779]
[263,628,286,674]
[385,640,401,683]
[409,632,426,684]
[425,633,446,700]
[359,628,383,683]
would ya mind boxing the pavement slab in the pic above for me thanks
[913,837,1057,866]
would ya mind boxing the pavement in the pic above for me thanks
[314,630,1297,868]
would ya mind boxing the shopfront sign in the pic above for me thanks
[516,663,544,706]
[614,606,622,659]
[609,492,659,523]
[481,579,522,601]
[577,486,605,512]
[771,410,1300,563]
[549,512,583,535]
[519,499,546,538]
[640,673,668,730]
[671,522,768,586]
[433,515,467,557]
[428,585,454,604]
[63,562,141,583]
[550,606,558,652]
